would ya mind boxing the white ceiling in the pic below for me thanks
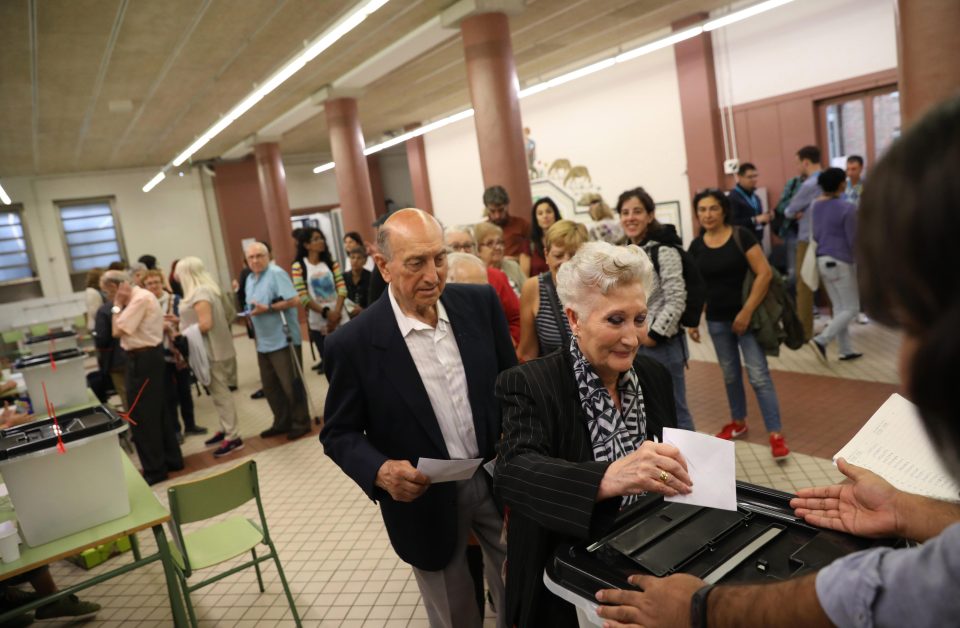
[0,0,731,178]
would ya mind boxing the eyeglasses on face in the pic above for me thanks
[448,243,475,252]
[479,240,504,248]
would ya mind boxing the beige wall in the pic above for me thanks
[5,168,220,298]
[425,45,695,242]
[714,0,897,106]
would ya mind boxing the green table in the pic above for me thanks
[0,454,188,626]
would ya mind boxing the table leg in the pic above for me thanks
[152,524,189,628]
[130,534,142,561]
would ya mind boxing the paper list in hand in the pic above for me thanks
[416,458,483,483]
[662,427,737,511]
[833,393,960,501]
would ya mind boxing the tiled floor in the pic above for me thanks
[33,318,901,627]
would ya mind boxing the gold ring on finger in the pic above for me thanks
[659,470,669,483]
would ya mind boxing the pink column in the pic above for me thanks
[404,123,434,215]
[253,142,296,269]
[460,12,532,219]
[672,13,726,223]
[896,0,960,125]
[325,98,377,242]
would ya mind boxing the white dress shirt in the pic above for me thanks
[388,286,478,460]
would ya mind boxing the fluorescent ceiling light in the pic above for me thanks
[704,0,795,31]
[142,172,166,193]
[615,26,703,63]
[144,0,391,191]
[313,108,476,173]
[0,182,11,205]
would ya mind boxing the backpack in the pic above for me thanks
[649,243,707,328]
[730,228,805,355]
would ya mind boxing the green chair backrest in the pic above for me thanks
[168,461,258,525]
[1,330,23,344]
[29,324,49,338]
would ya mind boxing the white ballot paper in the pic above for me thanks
[662,427,737,511]
[417,457,483,483]
[833,393,960,501]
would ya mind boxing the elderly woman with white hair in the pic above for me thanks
[493,241,692,627]
[173,256,243,458]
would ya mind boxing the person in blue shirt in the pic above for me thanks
[808,168,862,363]
[784,145,824,342]
[591,93,960,628]
[844,154,865,206]
[244,241,311,440]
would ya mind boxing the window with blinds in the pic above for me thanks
[0,208,36,284]
[57,199,126,273]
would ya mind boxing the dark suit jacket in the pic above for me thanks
[320,283,517,571]
[494,349,677,627]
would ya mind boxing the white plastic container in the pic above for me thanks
[0,407,130,546]
[14,348,88,413]
[24,330,79,354]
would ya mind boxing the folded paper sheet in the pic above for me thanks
[416,457,483,483]
[662,427,737,511]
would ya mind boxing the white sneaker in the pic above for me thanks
[858,313,870,324]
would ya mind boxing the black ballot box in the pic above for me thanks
[546,481,895,607]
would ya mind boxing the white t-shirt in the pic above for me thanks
[304,260,349,333]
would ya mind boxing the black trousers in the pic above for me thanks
[126,346,183,484]
[164,361,196,433]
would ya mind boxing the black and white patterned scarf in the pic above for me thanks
[570,337,647,506]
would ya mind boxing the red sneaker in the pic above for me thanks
[715,422,748,440]
[770,434,790,459]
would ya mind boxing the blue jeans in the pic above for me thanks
[639,335,695,431]
[707,320,782,433]
[814,256,859,355]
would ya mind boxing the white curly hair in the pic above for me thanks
[555,241,654,316]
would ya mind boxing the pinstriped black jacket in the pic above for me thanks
[494,349,677,627]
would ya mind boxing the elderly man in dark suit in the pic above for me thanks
[320,208,516,628]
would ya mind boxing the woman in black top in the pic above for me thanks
[687,189,789,459]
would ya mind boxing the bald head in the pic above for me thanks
[376,208,442,261]
[375,208,447,322]
[447,252,488,285]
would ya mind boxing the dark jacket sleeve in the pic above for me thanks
[729,191,755,232]
[494,365,610,539]
[487,284,519,374]
[319,329,389,501]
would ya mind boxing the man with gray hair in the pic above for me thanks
[321,209,516,628]
[243,241,311,440]
[107,269,183,485]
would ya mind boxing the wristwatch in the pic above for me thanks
[111,305,123,315]
[690,584,714,628]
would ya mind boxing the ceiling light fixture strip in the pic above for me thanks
[0,182,12,205]
[143,0,391,191]
[311,0,793,176]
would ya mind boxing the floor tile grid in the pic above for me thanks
[44,435,847,628]
[686,316,901,384]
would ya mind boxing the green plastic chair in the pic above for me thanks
[1,330,24,344]
[28,324,49,338]
[166,461,302,627]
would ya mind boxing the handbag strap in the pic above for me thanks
[540,272,570,348]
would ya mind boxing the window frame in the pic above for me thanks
[54,196,128,281]
[0,204,40,287]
